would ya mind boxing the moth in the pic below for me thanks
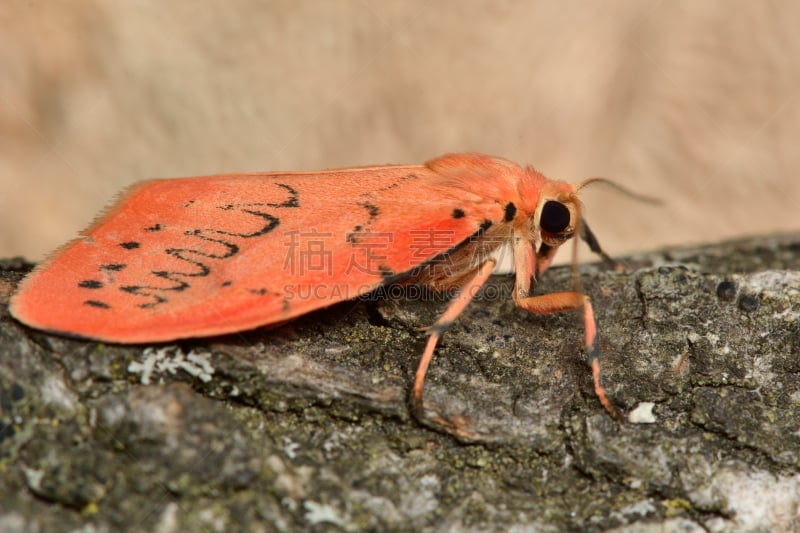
[11,153,644,432]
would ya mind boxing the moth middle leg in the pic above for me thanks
[411,258,496,440]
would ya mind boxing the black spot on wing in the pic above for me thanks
[360,202,380,220]
[452,208,465,219]
[100,263,126,272]
[78,280,103,289]
[119,241,140,250]
[270,183,300,208]
[347,225,363,244]
[208,209,280,237]
[371,173,420,193]
[119,284,169,308]
[504,202,517,222]
[220,182,298,211]
[117,258,201,308]
[249,288,269,295]
[84,300,111,309]
[145,224,163,232]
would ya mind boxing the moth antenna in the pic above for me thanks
[570,203,584,295]
[574,176,653,272]
[576,177,662,206]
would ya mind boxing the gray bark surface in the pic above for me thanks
[1,234,798,531]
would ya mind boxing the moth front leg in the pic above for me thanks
[514,291,624,421]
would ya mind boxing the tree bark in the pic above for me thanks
[1,234,799,531]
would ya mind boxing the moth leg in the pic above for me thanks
[411,258,497,437]
[515,291,624,421]
[533,242,560,279]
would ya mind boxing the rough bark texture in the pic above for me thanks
[1,234,799,532]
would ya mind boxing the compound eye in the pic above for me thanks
[540,201,571,233]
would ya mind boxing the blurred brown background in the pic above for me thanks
[1,1,798,263]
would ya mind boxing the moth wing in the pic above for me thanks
[11,160,509,342]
